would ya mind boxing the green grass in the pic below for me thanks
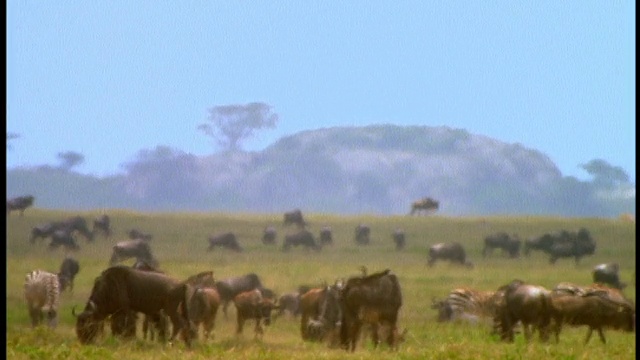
[6,209,636,359]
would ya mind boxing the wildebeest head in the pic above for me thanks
[306,283,344,341]
[73,301,104,344]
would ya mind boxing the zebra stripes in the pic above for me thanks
[433,287,502,323]
[24,269,60,328]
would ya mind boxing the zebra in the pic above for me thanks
[24,270,60,328]
[431,287,503,324]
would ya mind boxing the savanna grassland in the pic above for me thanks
[6,209,636,360]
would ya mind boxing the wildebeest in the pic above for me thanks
[7,195,35,216]
[128,228,153,241]
[275,292,302,319]
[592,263,626,289]
[58,257,80,293]
[354,224,371,245]
[30,223,58,244]
[431,287,502,323]
[392,228,405,251]
[549,282,635,344]
[282,230,321,252]
[319,226,333,246]
[524,228,596,264]
[233,289,279,338]
[262,226,277,245]
[72,266,193,346]
[427,242,473,268]
[30,216,94,244]
[493,280,552,343]
[207,232,242,252]
[109,239,158,268]
[340,269,403,352]
[482,232,521,258]
[300,282,344,346]
[24,269,60,328]
[92,214,111,238]
[409,197,439,215]
[283,209,306,228]
[214,273,264,318]
[47,229,81,252]
[187,287,221,341]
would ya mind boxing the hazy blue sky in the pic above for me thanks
[7,2,635,181]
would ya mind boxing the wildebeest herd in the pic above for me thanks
[12,207,635,353]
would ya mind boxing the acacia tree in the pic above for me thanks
[6,132,20,149]
[57,151,85,171]
[197,102,279,151]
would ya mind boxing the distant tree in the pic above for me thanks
[7,132,20,149]
[57,151,85,171]
[580,159,630,188]
[197,102,279,151]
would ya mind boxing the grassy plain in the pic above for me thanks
[6,209,636,359]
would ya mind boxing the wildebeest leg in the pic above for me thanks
[370,323,380,348]
[300,312,310,339]
[427,258,436,267]
[584,327,594,344]
[236,316,245,335]
[254,319,264,339]
[222,301,230,319]
[168,312,190,348]
[596,328,606,344]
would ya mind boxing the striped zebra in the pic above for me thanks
[24,270,60,328]
[431,287,503,323]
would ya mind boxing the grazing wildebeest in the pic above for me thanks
[592,263,626,289]
[354,224,371,245]
[48,229,81,252]
[233,289,279,338]
[427,242,473,268]
[92,214,111,238]
[128,228,153,241]
[482,232,521,258]
[72,266,193,347]
[409,197,439,215]
[187,287,221,341]
[30,216,94,244]
[214,273,264,319]
[549,282,635,344]
[431,287,502,323]
[58,257,80,292]
[299,282,344,346]
[24,269,60,328]
[60,216,94,242]
[319,226,333,246]
[283,209,306,228]
[282,230,321,252]
[207,232,242,252]
[392,228,405,251]
[493,280,552,343]
[7,195,35,216]
[30,223,58,244]
[262,226,277,245]
[340,269,403,352]
[524,228,595,264]
[109,239,158,268]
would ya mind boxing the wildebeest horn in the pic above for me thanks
[359,265,368,276]
[72,305,78,317]
[88,300,97,311]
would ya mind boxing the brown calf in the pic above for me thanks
[233,289,279,338]
[188,287,221,341]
